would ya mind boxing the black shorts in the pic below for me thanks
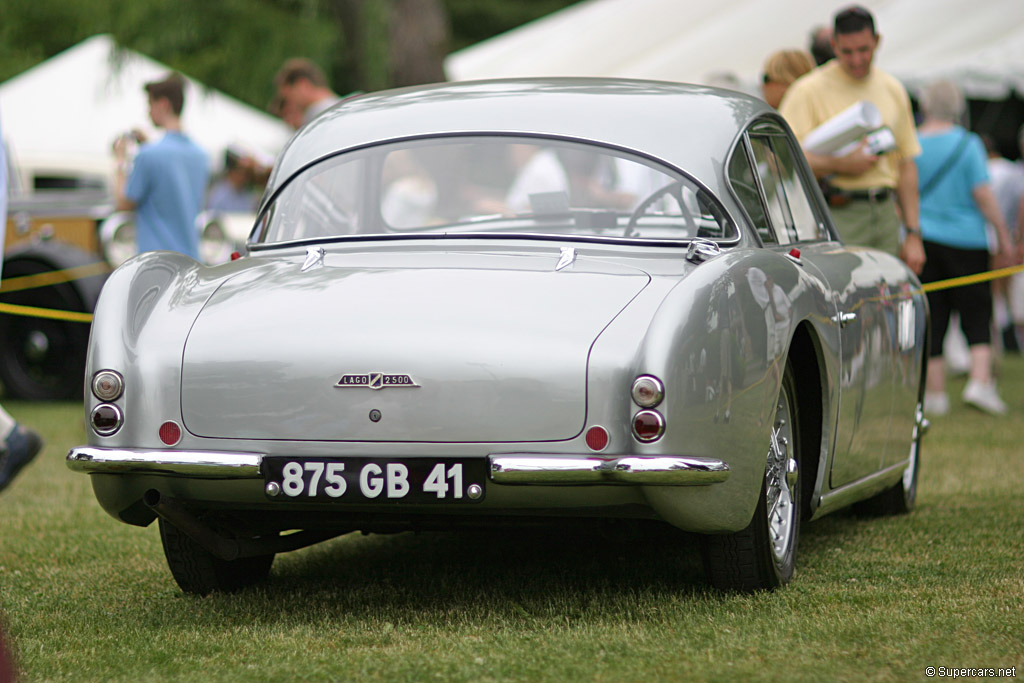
[920,240,992,356]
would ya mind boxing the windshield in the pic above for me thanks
[255,136,735,244]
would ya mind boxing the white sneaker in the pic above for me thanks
[962,381,1008,416]
[923,391,949,416]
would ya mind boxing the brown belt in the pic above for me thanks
[827,187,892,207]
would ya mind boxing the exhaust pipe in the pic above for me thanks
[143,489,342,561]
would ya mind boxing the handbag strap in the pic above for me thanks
[920,131,970,198]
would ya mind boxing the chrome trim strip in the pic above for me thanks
[810,459,908,520]
[66,447,263,478]
[490,454,729,486]
[490,457,607,483]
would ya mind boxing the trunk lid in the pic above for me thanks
[181,250,649,442]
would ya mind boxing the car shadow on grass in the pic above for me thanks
[168,510,893,621]
[251,521,713,616]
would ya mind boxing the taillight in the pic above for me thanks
[631,375,664,408]
[90,404,123,436]
[92,370,124,401]
[632,410,665,442]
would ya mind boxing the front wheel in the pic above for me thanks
[701,359,801,591]
[158,519,274,595]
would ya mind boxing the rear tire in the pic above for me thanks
[701,359,801,591]
[854,403,921,516]
[158,519,274,595]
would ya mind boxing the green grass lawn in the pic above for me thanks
[1,359,1022,682]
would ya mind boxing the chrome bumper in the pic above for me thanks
[67,447,262,478]
[489,455,729,485]
[67,448,729,486]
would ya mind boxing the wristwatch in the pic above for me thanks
[904,225,921,237]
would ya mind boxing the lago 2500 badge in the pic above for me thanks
[335,373,420,390]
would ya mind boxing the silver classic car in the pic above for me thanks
[68,79,928,593]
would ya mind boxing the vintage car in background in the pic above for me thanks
[2,180,112,400]
[1,151,249,399]
[67,79,929,593]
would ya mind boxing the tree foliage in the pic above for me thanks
[0,0,579,112]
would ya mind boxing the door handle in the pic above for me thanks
[832,312,857,327]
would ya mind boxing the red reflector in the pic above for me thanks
[585,426,609,451]
[159,421,182,446]
[230,251,242,261]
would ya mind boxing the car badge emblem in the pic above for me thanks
[335,373,420,390]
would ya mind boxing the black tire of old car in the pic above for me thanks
[0,253,94,400]
[701,359,801,592]
[158,519,275,595]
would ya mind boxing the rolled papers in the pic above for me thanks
[833,126,897,157]
[802,101,884,156]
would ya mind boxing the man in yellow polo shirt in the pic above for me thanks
[780,4,925,274]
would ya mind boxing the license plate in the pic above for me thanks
[263,457,486,503]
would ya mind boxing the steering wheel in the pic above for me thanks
[624,180,694,237]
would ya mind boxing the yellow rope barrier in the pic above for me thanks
[0,262,110,294]
[0,302,94,323]
[0,262,111,323]
[919,263,1024,293]
[847,262,1024,310]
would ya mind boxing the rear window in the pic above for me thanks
[255,136,736,244]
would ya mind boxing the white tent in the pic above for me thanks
[0,34,291,191]
[445,0,1024,101]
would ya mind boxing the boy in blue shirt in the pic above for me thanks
[115,73,208,260]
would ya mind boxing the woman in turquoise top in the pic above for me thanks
[917,80,1016,417]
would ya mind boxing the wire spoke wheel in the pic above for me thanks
[702,358,801,591]
[765,384,797,569]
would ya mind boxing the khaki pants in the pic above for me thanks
[828,195,901,257]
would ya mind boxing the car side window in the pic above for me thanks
[727,141,776,244]
[769,136,827,242]
[748,135,793,245]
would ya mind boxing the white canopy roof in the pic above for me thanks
[445,0,1024,100]
[0,34,291,190]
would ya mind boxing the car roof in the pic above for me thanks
[266,78,776,200]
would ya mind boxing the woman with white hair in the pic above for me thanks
[917,80,1017,416]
